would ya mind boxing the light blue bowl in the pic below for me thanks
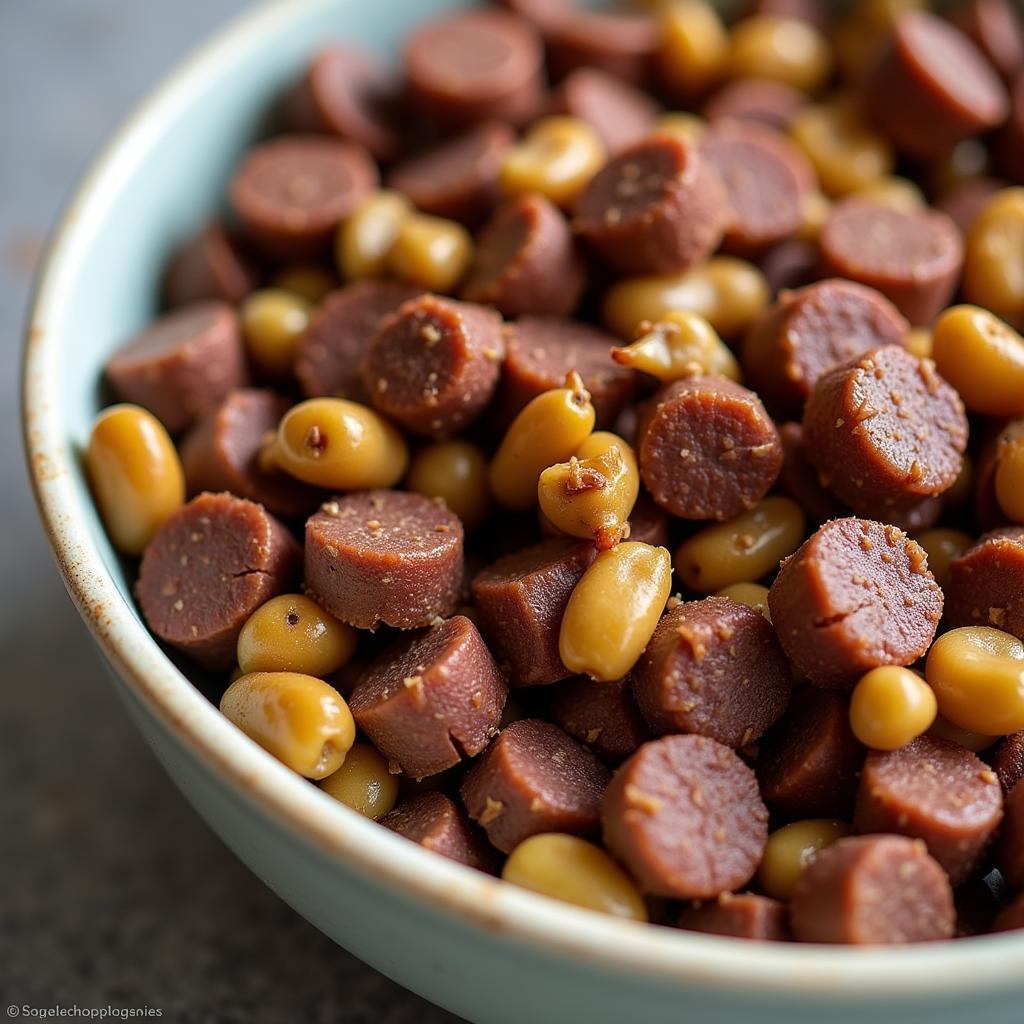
[22,1,1024,1020]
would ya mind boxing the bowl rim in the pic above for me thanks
[21,0,1024,1002]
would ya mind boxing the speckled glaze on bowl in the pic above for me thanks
[20,1,1024,1020]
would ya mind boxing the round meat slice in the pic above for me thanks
[758,239,819,298]
[545,7,658,86]
[349,616,507,780]
[757,688,865,821]
[461,195,585,317]
[162,222,259,308]
[294,280,423,402]
[381,792,496,872]
[935,176,1008,234]
[768,518,943,688]
[703,78,807,133]
[548,67,660,156]
[136,492,301,669]
[743,280,910,419]
[404,9,545,128]
[105,301,248,435]
[602,734,768,899]
[699,122,814,256]
[495,316,635,429]
[363,295,504,439]
[790,835,955,944]
[636,376,783,521]
[802,345,968,516]
[992,731,1024,792]
[387,121,515,226]
[949,0,1024,83]
[625,492,670,547]
[305,490,464,630]
[549,676,651,763]
[744,0,827,28]
[460,719,611,853]
[994,74,1024,183]
[854,735,1004,884]
[631,597,793,748]
[945,527,1024,639]
[574,136,729,276]
[997,779,1024,887]
[180,389,320,521]
[865,11,1008,159]
[677,894,790,941]
[776,422,844,524]
[229,135,378,262]
[818,199,964,325]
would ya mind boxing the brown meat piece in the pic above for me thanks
[768,518,943,688]
[864,11,1008,159]
[802,346,968,516]
[105,301,248,435]
[997,779,1024,887]
[993,888,1024,932]
[180,389,320,521]
[603,735,768,898]
[935,176,1008,234]
[703,78,807,132]
[945,527,1024,639]
[745,0,827,27]
[636,376,783,521]
[471,539,596,687]
[790,835,955,944]
[574,136,729,276]
[461,719,610,852]
[381,792,496,872]
[757,688,865,820]
[818,199,963,325]
[776,422,844,524]
[950,0,1024,81]
[625,492,669,547]
[461,195,585,317]
[677,893,790,941]
[294,280,422,402]
[994,73,1024,183]
[632,597,793,748]
[349,616,507,780]
[758,239,819,298]
[363,295,505,439]
[549,676,651,763]
[136,492,300,669]
[229,135,378,262]
[974,419,1024,530]
[162,222,259,308]
[305,490,463,630]
[743,280,909,419]
[855,735,1004,884]
[992,731,1024,792]
[545,7,658,86]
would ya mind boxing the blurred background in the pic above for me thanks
[0,3,456,1019]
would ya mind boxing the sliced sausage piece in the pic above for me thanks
[949,0,1024,83]
[885,495,944,534]
[632,597,793,748]
[105,302,248,435]
[545,7,658,86]
[471,539,596,686]
[745,0,827,28]
[992,731,1024,792]
[703,78,807,132]
[381,792,497,872]
[802,346,968,516]
[548,67,660,156]
[294,280,422,402]
[549,676,651,763]
[677,893,790,941]
[997,779,1024,887]
[461,195,586,317]
[776,422,844,524]
[180,389,320,521]
[855,736,1003,884]
[230,135,378,262]
[305,490,463,630]
[768,518,943,688]
[700,122,814,256]
[636,376,783,521]
[743,280,910,420]
[574,136,729,276]
[790,835,955,944]
[626,492,670,547]
[818,199,964,325]
[162,222,260,309]
[994,73,1024,183]
[495,316,635,429]
[935,176,1008,234]
[864,11,1008,159]
[404,9,545,128]
[461,719,610,852]
[349,616,507,780]
[757,688,865,820]
[136,492,300,669]
[387,121,515,226]
[602,734,768,898]
[945,526,1024,639]
[363,295,505,439]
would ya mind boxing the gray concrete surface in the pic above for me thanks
[0,3,457,1020]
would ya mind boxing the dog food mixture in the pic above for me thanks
[85,0,1024,944]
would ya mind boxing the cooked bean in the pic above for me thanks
[85,404,185,556]
[337,189,412,281]
[319,741,399,820]
[905,327,932,360]
[387,212,474,293]
[610,310,740,381]
[240,288,312,378]
[798,190,831,240]
[757,818,851,900]
[849,666,938,750]
[714,581,771,619]
[928,715,997,753]
[962,188,1024,321]
[219,671,355,779]
[407,439,490,530]
[996,440,1024,523]
[852,175,925,212]
[729,15,832,92]
[272,264,338,303]
[913,528,973,587]
[658,0,729,99]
